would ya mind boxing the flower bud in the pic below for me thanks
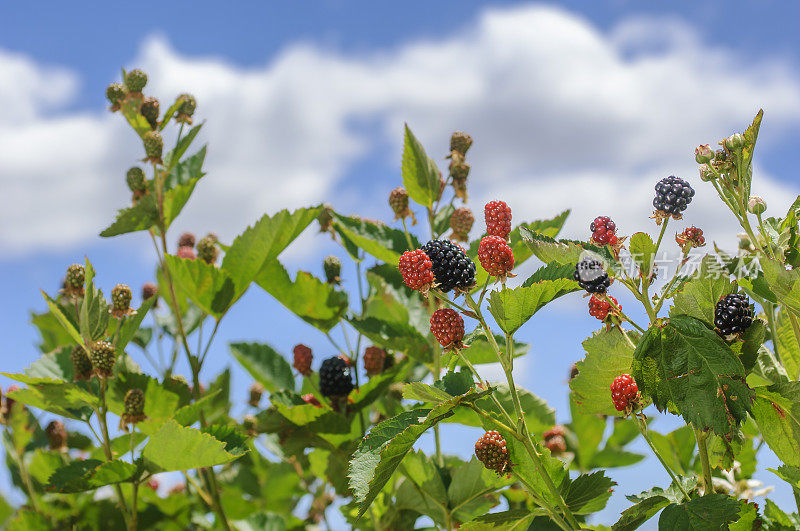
[699,166,716,182]
[747,196,767,215]
[725,133,745,151]
[695,144,714,164]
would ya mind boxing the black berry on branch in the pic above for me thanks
[70,345,93,381]
[475,430,511,475]
[90,341,116,378]
[449,207,474,242]
[484,200,512,240]
[421,240,476,293]
[478,235,515,278]
[293,344,313,376]
[590,216,618,247]
[363,346,387,376]
[715,293,754,337]
[324,255,341,285]
[319,356,354,398]
[398,249,435,292]
[611,374,639,413]
[653,176,694,218]
[430,308,465,349]
[573,258,610,294]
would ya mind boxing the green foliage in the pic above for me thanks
[402,124,441,208]
[488,279,579,334]
[142,420,247,472]
[229,343,295,393]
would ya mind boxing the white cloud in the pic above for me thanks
[1,4,799,256]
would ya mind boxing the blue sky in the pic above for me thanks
[2,0,800,525]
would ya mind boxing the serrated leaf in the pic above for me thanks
[165,254,235,319]
[3,377,97,420]
[770,464,800,491]
[488,279,579,334]
[222,207,319,300]
[647,426,696,475]
[447,457,509,522]
[670,256,735,326]
[332,213,419,265]
[613,477,696,531]
[570,327,637,416]
[563,470,615,514]
[445,384,555,435]
[752,382,800,467]
[739,109,762,199]
[349,387,491,518]
[142,419,247,472]
[115,295,155,351]
[403,382,452,403]
[163,123,203,171]
[348,315,431,363]
[731,319,765,372]
[658,494,740,530]
[520,226,617,267]
[256,259,348,332]
[523,262,576,286]
[47,459,138,493]
[775,309,800,380]
[40,292,82,345]
[629,232,656,278]
[229,342,295,393]
[79,260,110,341]
[761,257,800,314]
[461,509,537,530]
[632,315,752,437]
[402,124,441,208]
[99,193,159,237]
[459,333,529,365]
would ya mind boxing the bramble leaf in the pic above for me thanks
[670,256,734,326]
[79,260,109,341]
[461,509,537,530]
[628,232,657,278]
[520,226,616,267]
[402,124,441,208]
[488,279,579,334]
[332,213,419,265]
[752,382,800,467]
[348,315,431,363]
[229,342,295,393]
[47,459,138,493]
[658,494,740,530]
[632,315,752,438]
[142,419,247,472]
[165,254,235,319]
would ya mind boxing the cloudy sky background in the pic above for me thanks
[2,0,800,525]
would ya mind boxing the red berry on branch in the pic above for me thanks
[588,294,620,322]
[475,430,511,475]
[363,346,387,376]
[398,249,435,292]
[484,201,512,240]
[610,374,639,413]
[430,308,465,349]
[293,344,313,376]
[478,235,515,277]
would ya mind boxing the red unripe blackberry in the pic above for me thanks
[484,201,512,240]
[124,69,147,93]
[143,131,163,163]
[430,308,465,349]
[653,176,695,217]
[90,341,116,378]
[126,167,146,192]
[146,479,159,491]
[478,235,515,277]
[715,293,754,336]
[176,93,197,124]
[248,382,264,407]
[177,246,196,260]
[324,255,341,285]
[475,430,511,475]
[302,393,322,408]
[319,356,354,398]
[106,82,126,110]
[196,235,219,265]
[111,284,133,318]
[450,131,473,156]
[588,294,620,322]
[70,345,93,381]
[573,259,610,294]
[141,282,158,303]
[545,435,567,455]
[399,249,435,292]
[449,207,474,242]
[292,344,313,376]
[676,226,706,251]
[421,240,476,293]
[122,388,146,425]
[610,374,639,412]
[45,420,68,451]
[141,97,160,129]
[178,232,196,249]
[590,216,618,246]
[363,346,387,376]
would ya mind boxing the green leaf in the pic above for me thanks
[222,207,319,300]
[99,193,159,237]
[570,328,637,416]
[647,426,697,475]
[461,510,536,530]
[115,296,155,351]
[568,396,606,470]
[47,459,138,493]
[348,315,431,363]
[256,259,348,332]
[142,420,247,472]
[658,494,740,530]
[4,378,97,420]
[761,257,800,314]
[460,331,530,365]
[776,309,800,380]
[731,319,766,372]
[434,369,474,396]
[363,265,429,336]
[770,464,800,491]
[79,260,110,341]
[332,213,419,265]
[164,123,203,171]
[563,470,615,514]
[432,203,455,237]
[348,387,491,518]
[739,109,763,199]
[752,382,800,467]
[32,304,80,351]
[520,226,616,267]
[522,262,576,286]
[403,382,452,403]
[447,457,508,522]
[629,232,656,278]
[632,315,752,437]
[402,124,441,208]
[670,256,735,326]
[445,384,555,435]
[613,477,697,531]
[488,279,579,334]
[119,97,152,137]
[229,342,295,393]
[165,254,235,319]
[5,510,50,531]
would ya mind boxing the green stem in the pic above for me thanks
[765,303,784,366]
[98,379,133,528]
[198,319,221,366]
[693,426,714,495]
[401,218,415,249]
[756,212,776,260]
[634,415,690,500]
[512,473,571,531]
[13,445,39,512]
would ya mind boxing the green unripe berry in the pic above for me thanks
[124,69,148,93]
[324,255,341,285]
[141,97,160,129]
[106,83,126,107]
[126,167,146,192]
[90,341,116,378]
[123,388,146,423]
[176,93,197,123]
[196,235,219,264]
[112,284,132,312]
[70,345,93,381]
[143,131,163,161]
[65,264,85,291]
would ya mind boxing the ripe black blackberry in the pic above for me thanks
[421,240,476,293]
[573,258,610,294]
[653,176,695,217]
[715,293,754,336]
[319,356,354,398]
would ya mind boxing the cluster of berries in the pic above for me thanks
[399,240,476,294]
[175,232,220,264]
[291,343,388,402]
